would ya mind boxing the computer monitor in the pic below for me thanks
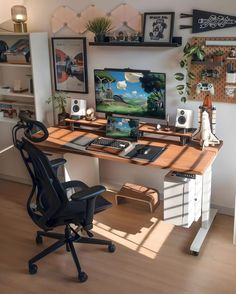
[106,116,139,141]
[94,68,166,119]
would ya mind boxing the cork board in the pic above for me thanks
[189,37,236,103]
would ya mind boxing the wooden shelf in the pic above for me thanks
[89,41,181,47]
[139,124,194,138]
[0,32,29,36]
[0,91,34,98]
[191,60,224,67]
[0,100,34,107]
[0,62,31,68]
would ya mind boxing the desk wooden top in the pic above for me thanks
[37,127,223,175]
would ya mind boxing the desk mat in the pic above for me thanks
[124,144,165,162]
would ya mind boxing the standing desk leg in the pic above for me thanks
[190,166,217,255]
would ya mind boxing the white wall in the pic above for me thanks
[13,0,236,210]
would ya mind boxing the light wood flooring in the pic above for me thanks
[0,179,236,294]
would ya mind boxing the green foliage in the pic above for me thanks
[174,41,206,102]
[86,17,112,35]
[95,70,116,83]
[47,92,69,113]
[213,49,224,56]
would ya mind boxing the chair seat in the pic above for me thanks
[48,180,112,227]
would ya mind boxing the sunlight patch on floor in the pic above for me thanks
[93,217,174,259]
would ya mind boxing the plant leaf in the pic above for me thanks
[181,97,187,103]
[174,73,185,81]
[188,72,195,80]
[176,85,185,91]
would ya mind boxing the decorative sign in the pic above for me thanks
[180,10,236,33]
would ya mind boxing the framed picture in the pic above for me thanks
[51,37,88,93]
[143,12,175,43]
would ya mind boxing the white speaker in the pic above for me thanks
[175,109,194,129]
[71,99,86,118]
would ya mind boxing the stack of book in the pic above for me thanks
[5,39,30,64]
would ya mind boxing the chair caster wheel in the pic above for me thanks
[29,263,38,275]
[108,243,116,253]
[190,251,199,256]
[78,272,88,283]
[36,235,43,244]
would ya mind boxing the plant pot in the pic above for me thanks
[58,112,70,126]
[213,55,224,63]
[94,35,106,42]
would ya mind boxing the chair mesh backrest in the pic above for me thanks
[21,139,68,228]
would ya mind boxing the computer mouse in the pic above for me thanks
[138,147,151,155]
[143,148,151,155]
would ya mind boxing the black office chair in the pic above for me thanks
[12,112,116,282]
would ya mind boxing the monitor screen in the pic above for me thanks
[106,116,139,141]
[94,68,166,119]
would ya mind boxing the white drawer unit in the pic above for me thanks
[164,171,202,228]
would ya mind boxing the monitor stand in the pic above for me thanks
[105,113,113,119]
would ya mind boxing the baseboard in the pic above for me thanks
[211,204,234,216]
[0,173,31,185]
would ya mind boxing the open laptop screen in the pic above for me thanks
[106,116,139,141]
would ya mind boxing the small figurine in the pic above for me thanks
[229,48,236,58]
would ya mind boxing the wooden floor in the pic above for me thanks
[0,179,236,294]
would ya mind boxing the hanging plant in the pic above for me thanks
[174,41,206,102]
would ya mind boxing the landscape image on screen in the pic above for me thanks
[94,69,166,119]
[106,116,139,140]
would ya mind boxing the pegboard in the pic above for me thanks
[189,37,236,103]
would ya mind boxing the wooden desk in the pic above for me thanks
[37,127,222,175]
[37,127,222,255]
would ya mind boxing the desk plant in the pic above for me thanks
[47,92,70,125]
[86,17,112,42]
[175,41,206,102]
[212,49,224,62]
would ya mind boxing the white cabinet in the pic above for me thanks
[0,32,52,183]
[164,171,202,228]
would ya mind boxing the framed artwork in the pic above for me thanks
[51,37,88,93]
[143,12,175,43]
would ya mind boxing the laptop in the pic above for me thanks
[106,116,139,142]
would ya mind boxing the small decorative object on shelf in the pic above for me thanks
[143,12,175,43]
[86,17,112,42]
[229,48,236,58]
[47,92,70,126]
[86,107,96,121]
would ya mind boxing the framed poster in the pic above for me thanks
[143,12,175,43]
[51,37,88,93]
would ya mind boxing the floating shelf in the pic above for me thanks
[89,41,181,47]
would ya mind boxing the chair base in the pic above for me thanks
[29,225,116,282]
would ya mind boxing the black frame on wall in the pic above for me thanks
[51,37,88,93]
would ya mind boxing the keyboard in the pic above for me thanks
[89,137,130,149]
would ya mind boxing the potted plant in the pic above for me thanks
[86,17,112,42]
[212,50,224,63]
[174,41,206,102]
[47,92,70,126]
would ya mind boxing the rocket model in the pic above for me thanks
[192,105,220,148]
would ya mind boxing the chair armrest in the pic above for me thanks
[71,185,106,201]
[50,158,67,170]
